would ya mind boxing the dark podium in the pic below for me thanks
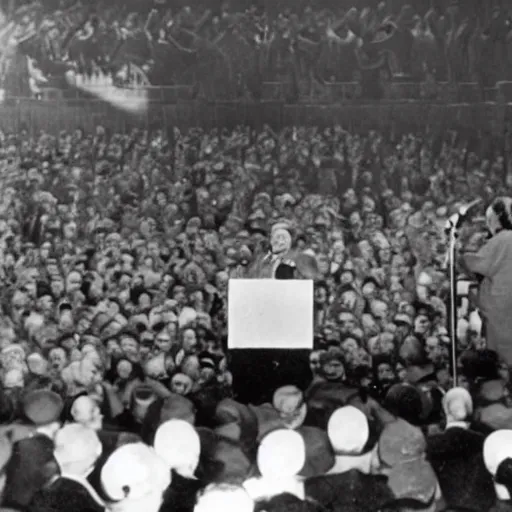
[229,349,312,405]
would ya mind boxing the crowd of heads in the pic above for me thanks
[5,0,512,100]
[0,123,509,511]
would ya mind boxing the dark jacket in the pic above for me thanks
[159,470,202,512]
[427,426,495,512]
[29,477,104,512]
[3,434,58,510]
[304,469,394,512]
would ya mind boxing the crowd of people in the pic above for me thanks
[0,121,510,512]
[0,0,511,99]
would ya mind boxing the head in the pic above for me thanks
[484,430,512,500]
[328,406,369,456]
[54,424,102,478]
[71,395,103,431]
[309,349,325,376]
[442,387,473,425]
[194,484,254,512]
[270,227,292,255]
[154,419,201,478]
[170,373,193,395]
[486,197,512,236]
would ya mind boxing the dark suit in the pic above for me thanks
[304,469,394,512]
[29,477,104,512]
[3,434,57,511]
[426,426,495,512]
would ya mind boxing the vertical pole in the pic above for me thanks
[449,229,458,386]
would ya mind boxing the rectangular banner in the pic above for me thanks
[228,279,314,350]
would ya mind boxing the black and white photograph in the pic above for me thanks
[0,0,509,511]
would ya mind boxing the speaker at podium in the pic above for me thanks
[227,279,314,405]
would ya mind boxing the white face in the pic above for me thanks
[270,228,291,255]
[486,206,501,235]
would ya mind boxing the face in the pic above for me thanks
[80,358,103,388]
[117,360,133,380]
[322,358,345,381]
[11,291,29,324]
[66,271,82,294]
[49,348,67,372]
[377,363,395,383]
[370,301,389,324]
[171,375,190,395]
[106,339,122,358]
[309,350,323,375]
[182,329,198,354]
[315,286,327,305]
[120,337,139,361]
[425,336,442,362]
[37,294,54,316]
[339,290,357,313]
[341,337,359,355]
[59,333,77,351]
[340,271,354,286]
[379,247,392,264]
[486,206,501,235]
[362,282,377,299]
[138,293,151,310]
[74,397,103,431]
[270,228,292,255]
[173,286,186,306]
[155,332,172,353]
[181,356,201,381]
[339,312,356,334]
[396,363,407,382]
[414,315,431,335]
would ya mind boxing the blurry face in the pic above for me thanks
[181,356,201,381]
[309,351,323,375]
[371,301,389,324]
[37,295,54,315]
[317,255,329,275]
[120,337,139,361]
[414,315,430,335]
[106,339,122,358]
[377,363,395,383]
[171,375,190,395]
[173,286,186,306]
[339,312,356,334]
[341,290,358,311]
[155,332,172,353]
[349,212,362,229]
[66,271,82,294]
[183,329,198,354]
[362,282,377,299]
[340,271,354,286]
[315,286,327,305]
[49,348,67,372]
[425,336,442,362]
[341,337,359,355]
[138,293,151,310]
[270,228,292,255]
[11,291,29,324]
[396,363,407,382]
[81,358,103,387]
[486,206,501,235]
[322,359,345,381]
[117,360,133,380]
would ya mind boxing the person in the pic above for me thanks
[3,390,63,510]
[29,424,105,512]
[463,197,512,366]
[426,387,495,511]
